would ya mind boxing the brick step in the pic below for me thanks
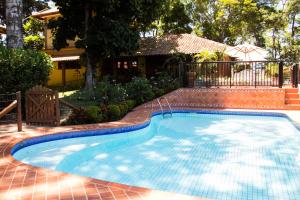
[284,104,300,110]
[285,88,299,93]
[285,99,300,104]
[285,93,299,99]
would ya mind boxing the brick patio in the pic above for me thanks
[1,100,300,199]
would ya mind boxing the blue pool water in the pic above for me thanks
[13,112,300,200]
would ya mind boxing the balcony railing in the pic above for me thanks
[179,61,298,88]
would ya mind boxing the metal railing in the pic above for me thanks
[179,61,296,88]
[151,97,173,117]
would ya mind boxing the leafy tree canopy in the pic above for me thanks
[23,17,45,50]
[142,0,193,36]
[50,0,164,59]
[161,0,193,34]
[0,0,49,25]
[189,0,271,46]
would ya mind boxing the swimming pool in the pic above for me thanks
[13,111,300,200]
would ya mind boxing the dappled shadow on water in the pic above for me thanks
[14,114,300,200]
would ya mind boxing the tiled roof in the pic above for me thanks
[136,34,228,56]
[32,7,60,19]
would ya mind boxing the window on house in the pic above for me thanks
[58,61,80,69]
[132,61,137,67]
[116,60,138,69]
[117,62,121,68]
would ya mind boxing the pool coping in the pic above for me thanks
[1,107,300,200]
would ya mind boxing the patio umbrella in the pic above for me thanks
[225,44,268,61]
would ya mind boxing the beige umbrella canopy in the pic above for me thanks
[226,44,268,61]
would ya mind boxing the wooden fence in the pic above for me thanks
[0,91,22,131]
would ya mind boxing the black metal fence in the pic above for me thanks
[178,61,299,88]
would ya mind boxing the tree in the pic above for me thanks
[0,0,49,48]
[141,0,192,36]
[50,0,164,90]
[264,10,287,59]
[161,0,192,34]
[6,0,23,48]
[0,0,49,21]
[282,0,300,63]
[189,0,276,46]
[23,16,45,50]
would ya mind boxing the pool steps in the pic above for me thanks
[285,88,300,110]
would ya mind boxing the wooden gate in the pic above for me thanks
[26,86,60,126]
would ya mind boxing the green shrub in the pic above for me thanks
[107,104,121,121]
[150,72,179,95]
[62,109,97,125]
[0,45,52,93]
[99,104,109,122]
[86,106,102,122]
[126,77,154,104]
[125,100,136,111]
[118,102,128,116]
[94,77,128,104]
[108,83,128,103]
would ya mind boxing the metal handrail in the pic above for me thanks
[151,96,173,117]
[157,98,164,115]
[160,97,173,117]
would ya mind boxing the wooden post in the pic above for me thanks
[294,63,299,88]
[55,91,60,126]
[278,61,284,88]
[16,91,22,131]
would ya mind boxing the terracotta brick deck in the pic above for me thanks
[1,103,300,199]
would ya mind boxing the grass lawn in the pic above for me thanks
[59,90,98,109]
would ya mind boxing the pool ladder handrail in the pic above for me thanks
[154,97,173,118]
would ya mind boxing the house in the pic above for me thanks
[32,7,231,86]
[104,34,230,82]
[32,7,86,87]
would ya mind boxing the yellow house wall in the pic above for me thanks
[47,62,61,86]
[47,62,86,86]
[65,67,86,83]
[46,29,53,49]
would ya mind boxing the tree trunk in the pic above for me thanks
[6,0,23,48]
[291,14,296,38]
[85,53,94,90]
[84,2,93,91]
